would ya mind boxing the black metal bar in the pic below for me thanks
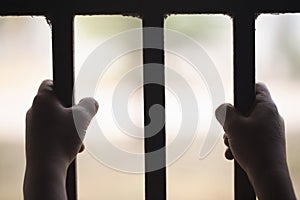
[2,0,300,15]
[51,14,76,200]
[233,12,256,200]
[143,12,166,200]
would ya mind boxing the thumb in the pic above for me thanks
[215,103,229,127]
[76,97,99,119]
[215,103,245,134]
[72,97,99,139]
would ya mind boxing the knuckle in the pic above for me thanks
[32,94,43,107]
[26,108,32,121]
[266,101,278,112]
[31,93,52,111]
[267,103,281,118]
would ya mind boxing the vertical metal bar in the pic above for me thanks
[143,14,167,200]
[233,12,256,200]
[51,14,77,200]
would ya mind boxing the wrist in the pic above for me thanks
[247,163,296,200]
[25,150,70,171]
[24,161,68,200]
[25,158,68,175]
[249,160,287,176]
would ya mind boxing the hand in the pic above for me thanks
[25,80,98,167]
[24,80,98,200]
[215,83,296,200]
[216,83,286,174]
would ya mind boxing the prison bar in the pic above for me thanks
[143,12,167,200]
[233,13,256,199]
[51,14,77,200]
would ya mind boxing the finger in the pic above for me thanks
[223,134,229,147]
[215,103,228,127]
[33,80,61,108]
[72,97,99,138]
[37,79,54,95]
[79,144,85,153]
[225,148,234,160]
[215,103,245,132]
[255,82,273,103]
[76,97,99,120]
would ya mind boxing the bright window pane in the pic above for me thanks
[0,17,52,199]
[75,16,144,199]
[256,14,300,195]
[165,15,234,199]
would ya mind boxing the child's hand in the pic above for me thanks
[215,83,296,200]
[25,79,98,170]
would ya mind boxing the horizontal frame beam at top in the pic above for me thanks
[1,0,300,16]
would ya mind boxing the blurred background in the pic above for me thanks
[0,14,299,199]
